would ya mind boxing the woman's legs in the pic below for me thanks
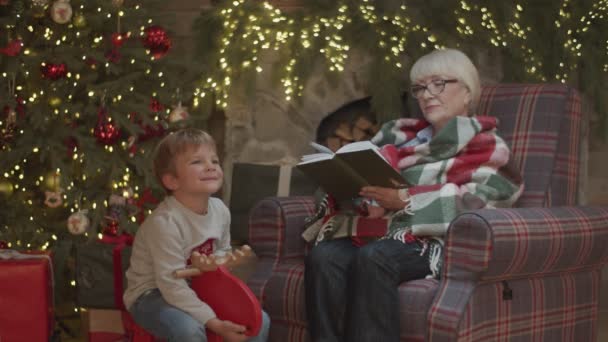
[129,289,207,342]
[345,239,430,342]
[305,238,358,342]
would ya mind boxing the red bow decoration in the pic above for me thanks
[0,39,23,57]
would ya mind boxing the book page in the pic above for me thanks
[299,153,334,164]
[309,141,334,154]
[336,140,388,163]
[335,140,378,153]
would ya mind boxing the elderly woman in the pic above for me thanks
[304,48,523,342]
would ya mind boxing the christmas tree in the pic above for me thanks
[0,0,207,302]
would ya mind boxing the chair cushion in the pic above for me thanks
[250,260,439,342]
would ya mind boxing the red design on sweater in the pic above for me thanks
[187,239,215,265]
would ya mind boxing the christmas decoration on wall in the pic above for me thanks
[50,0,73,24]
[67,210,90,235]
[142,25,171,59]
[193,0,608,135]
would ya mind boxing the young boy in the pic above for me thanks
[123,128,270,342]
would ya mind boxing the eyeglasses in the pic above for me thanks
[410,79,459,99]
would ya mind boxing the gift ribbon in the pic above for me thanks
[99,233,134,309]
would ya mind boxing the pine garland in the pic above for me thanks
[193,0,608,136]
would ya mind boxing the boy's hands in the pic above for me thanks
[206,318,248,342]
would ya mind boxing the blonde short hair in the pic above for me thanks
[153,128,216,192]
[409,48,481,113]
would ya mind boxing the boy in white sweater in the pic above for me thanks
[123,128,270,342]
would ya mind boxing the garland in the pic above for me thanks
[193,0,608,136]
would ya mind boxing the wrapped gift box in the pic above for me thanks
[226,163,317,243]
[0,251,53,342]
[76,234,133,309]
[82,308,125,342]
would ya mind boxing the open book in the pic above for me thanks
[296,140,407,200]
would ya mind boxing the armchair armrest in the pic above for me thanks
[444,206,608,282]
[427,206,608,341]
[248,196,316,261]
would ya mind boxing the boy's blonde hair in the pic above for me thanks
[153,128,217,192]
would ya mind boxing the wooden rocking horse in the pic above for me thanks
[176,245,262,342]
[129,245,261,342]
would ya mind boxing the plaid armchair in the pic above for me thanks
[246,84,608,342]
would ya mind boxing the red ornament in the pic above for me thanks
[15,96,25,117]
[64,136,78,158]
[85,56,99,69]
[142,25,171,59]
[41,62,68,80]
[102,220,120,236]
[149,98,165,113]
[0,240,8,249]
[0,39,23,56]
[94,107,121,145]
[105,48,122,63]
[111,32,130,48]
[135,188,159,223]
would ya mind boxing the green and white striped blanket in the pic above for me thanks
[303,115,524,244]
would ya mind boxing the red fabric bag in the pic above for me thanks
[0,250,53,342]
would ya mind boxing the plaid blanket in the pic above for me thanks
[303,115,524,245]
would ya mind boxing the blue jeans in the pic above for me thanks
[129,289,270,342]
[305,238,430,342]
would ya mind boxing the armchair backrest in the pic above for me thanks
[477,84,584,207]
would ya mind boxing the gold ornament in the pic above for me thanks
[5,108,17,125]
[31,0,49,18]
[168,104,190,123]
[0,181,14,196]
[73,12,86,28]
[51,0,73,24]
[49,96,62,107]
[44,171,61,190]
[111,0,124,8]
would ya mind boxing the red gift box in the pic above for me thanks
[0,251,53,342]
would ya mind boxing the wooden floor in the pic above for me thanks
[60,311,608,341]
[599,311,608,342]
